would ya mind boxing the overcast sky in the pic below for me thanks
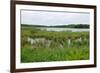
[21,10,90,26]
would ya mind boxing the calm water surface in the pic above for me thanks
[37,27,89,32]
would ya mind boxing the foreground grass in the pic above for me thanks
[21,46,89,62]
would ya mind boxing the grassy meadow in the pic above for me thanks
[21,25,89,63]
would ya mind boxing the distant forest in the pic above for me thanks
[21,24,89,28]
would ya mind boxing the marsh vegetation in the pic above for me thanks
[21,24,89,62]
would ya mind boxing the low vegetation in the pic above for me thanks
[21,25,89,63]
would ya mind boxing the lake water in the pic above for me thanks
[37,27,89,32]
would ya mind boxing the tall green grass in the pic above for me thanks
[21,46,89,62]
[21,26,89,63]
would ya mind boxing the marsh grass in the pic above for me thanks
[21,26,89,63]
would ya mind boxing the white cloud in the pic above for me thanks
[21,10,90,26]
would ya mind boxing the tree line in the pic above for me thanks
[21,24,89,28]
